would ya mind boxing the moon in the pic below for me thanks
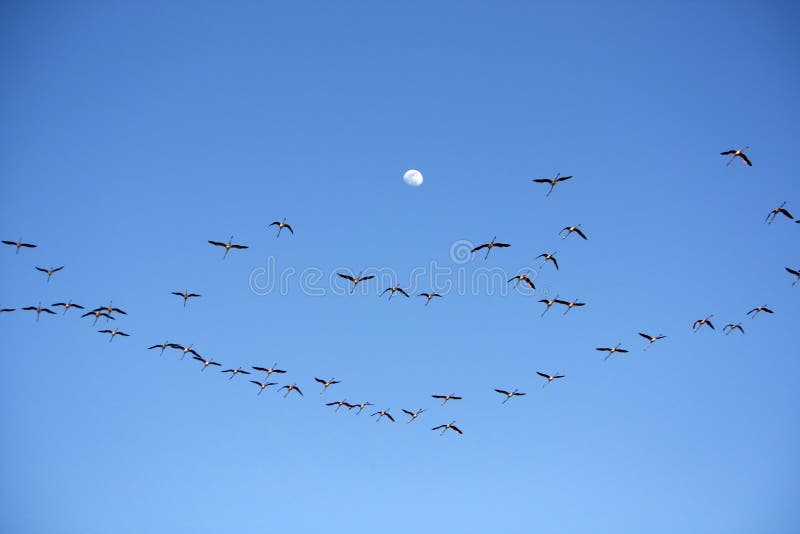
[403,169,423,187]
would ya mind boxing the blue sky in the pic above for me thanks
[1,1,799,532]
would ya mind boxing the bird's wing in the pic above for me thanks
[781,209,794,219]
[1,240,15,245]
[522,278,536,289]
[325,402,337,406]
[432,425,444,431]
[35,267,48,273]
[494,389,509,395]
[361,275,375,281]
[431,395,445,399]
[596,347,610,352]
[71,304,85,309]
[42,308,56,314]
[239,370,251,374]
[295,387,303,396]
[210,362,221,366]
[575,228,588,239]
[786,268,800,276]
[285,224,294,234]
[268,222,280,227]
[98,330,112,334]
[171,292,183,296]
[208,240,225,247]
[764,308,774,313]
[338,274,356,282]
[398,288,410,298]
[554,299,570,305]
[451,426,463,434]
[556,175,573,182]
[551,257,559,270]
[515,392,527,396]
[740,153,752,166]
[471,244,488,252]
[230,244,248,250]
[379,288,391,296]
[452,396,463,400]
[53,266,64,272]
[252,366,268,372]
[707,321,715,329]
[188,294,201,298]
[532,179,550,184]
[314,378,325,384]
[250,381,262,386]
[21,243,36,248]
[536,372,549,378]
[386,413,395,422]
[495,243,511,248]
[402,409,413,416]
[720,150,735,155]
[617,348,629,353]
[638,333,651,340]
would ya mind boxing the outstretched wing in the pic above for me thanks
[471,244,488,252]
[338,273,356,283]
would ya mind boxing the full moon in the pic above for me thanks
[403,169,423,187]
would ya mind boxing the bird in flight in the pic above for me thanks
[746,305,774,318]
[98,328,129,342]
[432,421,463,436]
[471,237,511,260]
[538,295,560,316]
[222,367,251,380]
[536,372,565,386]
[92,302,127,317]
[81,309,115,326]
[537,252,559,271]
[638,333,666,350]
[252,363,287,379]
[596,343,629,361]
[786,267,800,286]
[508,272,536,290]
[337,272,375,293]
[279,383,303,398]
[371,408,395,423]
[170,343,200,360]
[147,341,173,356]
[402,408,425,423]
[250,381,278,395]
[723,323,745,335]
[494,388,526,403]
[692,315,715,332]
[555,297,585,315]
[380,285,410,300]
[559,225,588,240]
[533,173,572,197]
[418,292,442,306]
[315,377,341,394]
[2,238,36,254]
[22,302,56,322]
[171,290,201,307]
[432,393,462,406]
[35,266,64,283]
[765,202,794,224]
[51,300,84,315]
[269,218,294,238]
[720,146,752,166]
[326,399,355,412]
[192,355,222,371]
[353,402,373,414]
[208,236,248,259]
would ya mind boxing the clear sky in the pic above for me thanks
[1,1,799,533]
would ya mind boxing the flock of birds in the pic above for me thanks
[2,148,798,437]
